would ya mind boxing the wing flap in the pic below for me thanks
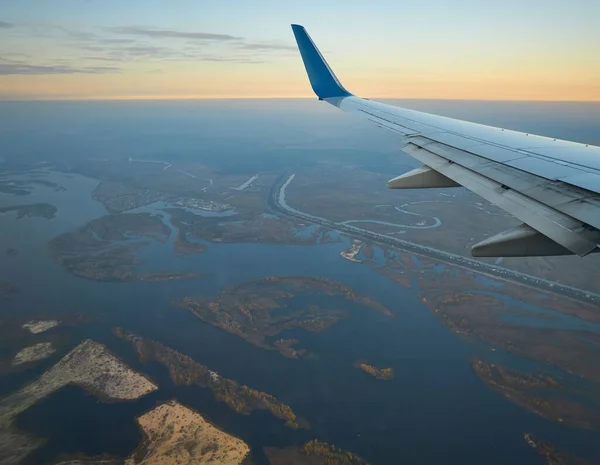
[403,142,600,256]
[471,224,574,257]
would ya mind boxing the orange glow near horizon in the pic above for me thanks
[2,72,599,102]
[1,2,599,102]
[2,53,598,102]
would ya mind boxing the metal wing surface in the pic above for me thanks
[291,24,600,258]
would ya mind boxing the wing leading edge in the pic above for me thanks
[290,24,600,258]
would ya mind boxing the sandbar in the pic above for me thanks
[126,401,249,465]
[0,340,157,465]
[22,320,59,334]
[341,241,363,263]
[12,342,55,366]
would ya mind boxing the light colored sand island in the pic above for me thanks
[341,241,363,263]
[0,340,157,465]
[22,320,59,334]
[1,339,157,421]
[126,401,250,465]
[11,342,55,366]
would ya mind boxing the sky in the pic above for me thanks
[0,0,598,101]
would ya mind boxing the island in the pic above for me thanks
[341,241,363,263]
[174,276,393,358]
[374,249,600,385]
[362,244,600,427]
[355,361,394,380]
[524,433,592,465]
[116,329,307,429]
[127,401,250,465]
[0,179,30,196]
[273,339,306,359]
[170,196,232,212]
[49,213,200,282]
[0,203,57,219]
[22,320,59,334]
[92,181,168,213]
[265,440,370,465]
[472,359,600,429]
[31,178,67,192]
[165,207,335,248]
[92,179,234,215]
[472,359,560,390]
[11,342,55,366]
[0,339,157,414]
[0,340,157,465]
[174,227,206,256]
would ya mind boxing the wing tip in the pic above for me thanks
[290,24,307,34]
[290,24,352,99]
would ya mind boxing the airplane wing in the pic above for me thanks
[291,24,600,258]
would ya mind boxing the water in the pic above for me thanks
[17,385,149,464]
[1,100,600,465]
[0,169,593,465]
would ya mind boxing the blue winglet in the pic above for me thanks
[291,24,352,99]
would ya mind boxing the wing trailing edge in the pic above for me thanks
[388,166,460,189]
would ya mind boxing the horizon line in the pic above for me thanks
[1,95,599,103]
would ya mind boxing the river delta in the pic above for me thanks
[1,100,600,465]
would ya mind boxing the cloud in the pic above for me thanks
[196,55,266,64]
[60,28,97,40]
[121,45,166,55]
[0,63,121,75]
[108,26,295,51]
[2,23,291,71]
[80,41,267,64]
[100,38,137,44]
[81,43,183,61]
[83,56,120,62]
[0,55,26,64]
[239,42,296,51]
[109,26,241,41]
[0,21,12,28]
